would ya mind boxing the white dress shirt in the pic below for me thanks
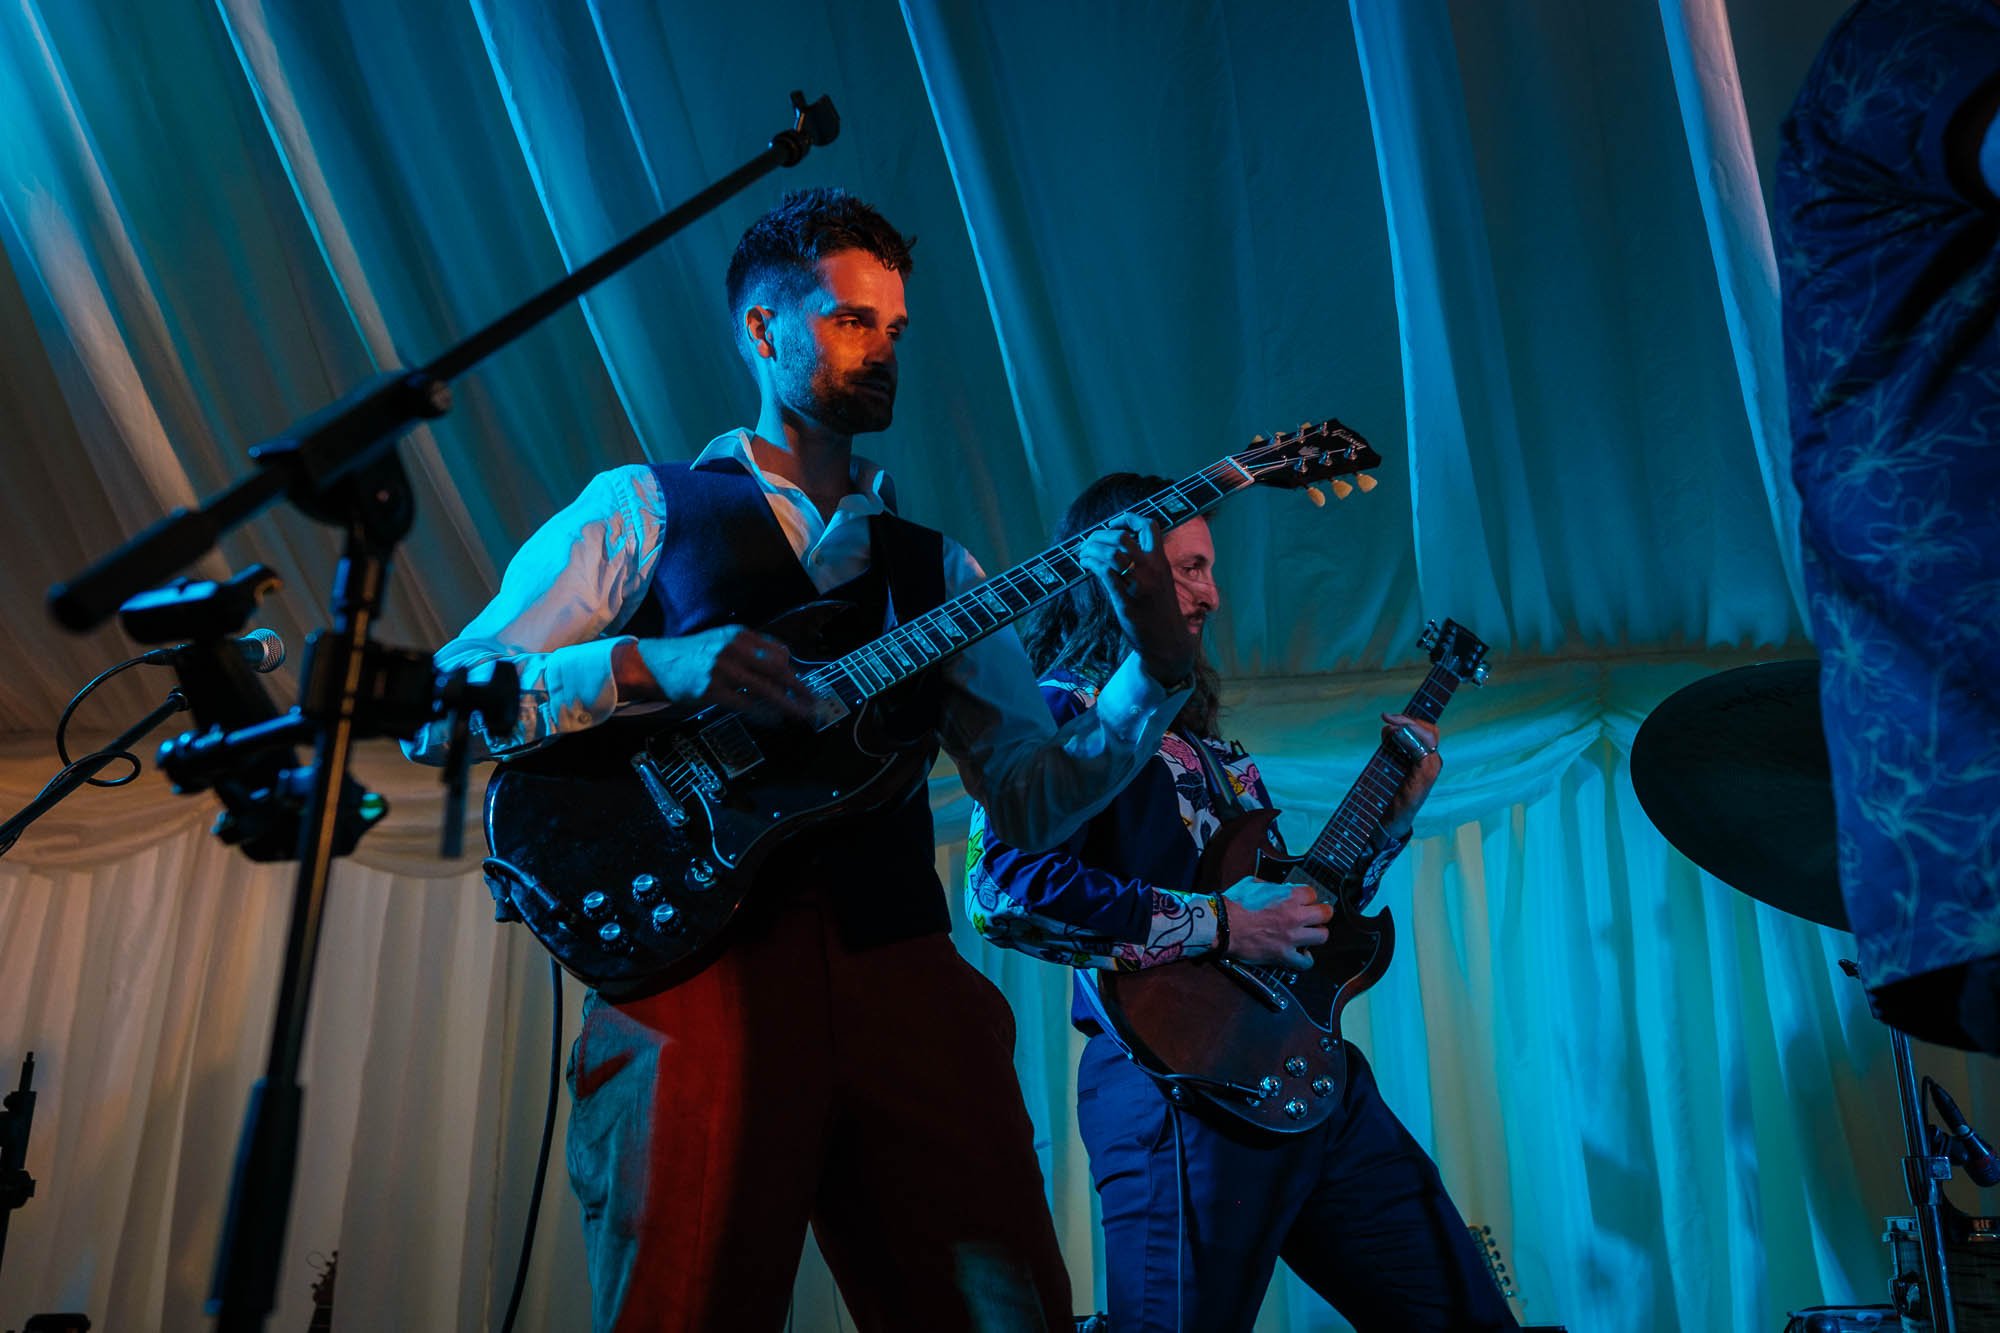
[407,430,1188,851]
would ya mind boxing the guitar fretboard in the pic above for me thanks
[1301,663,1462,888]
[801,461,1257,703]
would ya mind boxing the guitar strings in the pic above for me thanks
[651,438,1365,801]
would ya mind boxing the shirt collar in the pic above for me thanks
[692,429,899,515]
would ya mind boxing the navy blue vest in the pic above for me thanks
[626,458,952,950]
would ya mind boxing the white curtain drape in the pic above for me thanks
[6,661,1994,1332]
[2,2,1989,1331]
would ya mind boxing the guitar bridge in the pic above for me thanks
[667,733,727,793]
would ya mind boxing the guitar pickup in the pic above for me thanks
[810,689,849,731]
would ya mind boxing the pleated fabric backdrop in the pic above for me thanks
[1,1,1993,1330]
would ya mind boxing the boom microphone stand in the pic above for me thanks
[45,92,840,1332]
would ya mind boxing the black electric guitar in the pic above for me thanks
[483,422,1382,996]
[1096,619,1490,1132]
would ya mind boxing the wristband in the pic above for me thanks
[1212,894,1231,959]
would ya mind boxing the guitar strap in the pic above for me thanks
[1187,730,1251,827]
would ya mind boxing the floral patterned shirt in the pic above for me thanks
[1777,0,2000,984]
[964,671,1261,972]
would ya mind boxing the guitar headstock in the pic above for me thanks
[1421,618,1490,686]
[1467,1224,1520,1307]
[1230,418,1382,503]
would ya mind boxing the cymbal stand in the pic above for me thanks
[1891,1023,1956,1332]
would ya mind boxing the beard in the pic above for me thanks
[772,344,895,435]
[810,367,896,435]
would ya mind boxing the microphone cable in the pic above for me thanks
[2,655,164,859]
[498,956,564,1333]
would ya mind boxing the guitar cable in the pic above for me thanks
[498,957,563,1333]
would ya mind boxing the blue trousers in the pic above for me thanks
[1076,1034,1517,1333]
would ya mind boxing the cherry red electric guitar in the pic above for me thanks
[1096,619,1490,1132]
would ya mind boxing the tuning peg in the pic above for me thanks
[1329,478,1354,499]
[1304,485,1326,507]
[1354,473,1377,492]
[1249,433,1267,445]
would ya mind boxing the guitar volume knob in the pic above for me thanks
[581,890,610,918]
[597,921,629,952]
[649,903,681,934]
[1311,1076,1335,1098]
[630,873,659,902]
[1258,1075,1282,1097]
[1283,1098,1308,1120]
[1284,1057,1308,1077]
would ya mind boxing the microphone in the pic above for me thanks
[1928,1078,2000,1187]
[139,628,287,674]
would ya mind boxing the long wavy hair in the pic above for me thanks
[1019,472,1222,738]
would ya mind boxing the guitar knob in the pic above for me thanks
[630,873,659,902]
[1283,1098,1308,1120]
[1284,1057,1308,1077]
[686,859,716,890]
[1258,1075,1282,1097]
[581,890,610,918]
[649,902,681,934]
[597,921,629,952]
[1311,1076,1335,1098]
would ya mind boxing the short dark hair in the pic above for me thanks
[1020,473,1224,738]
[724,187,916,326]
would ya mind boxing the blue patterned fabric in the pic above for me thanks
[963,670,1253,977]
[1777,0,2000,987]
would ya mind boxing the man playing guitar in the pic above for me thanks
[410,190,1200,1331]
[966,472,1516,1332]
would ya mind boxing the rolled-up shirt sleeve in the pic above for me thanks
[404,465,661,765]
[934,539,1190,850]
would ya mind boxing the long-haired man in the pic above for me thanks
[967,472,1516,1332]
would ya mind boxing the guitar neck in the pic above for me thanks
[804,459,1258,702]
[1300,661,1462,887]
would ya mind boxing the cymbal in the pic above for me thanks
[1630,660,1847,932]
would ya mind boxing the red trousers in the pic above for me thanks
[564,895,1074,1331]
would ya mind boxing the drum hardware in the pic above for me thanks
[1633,660,1983,1333]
